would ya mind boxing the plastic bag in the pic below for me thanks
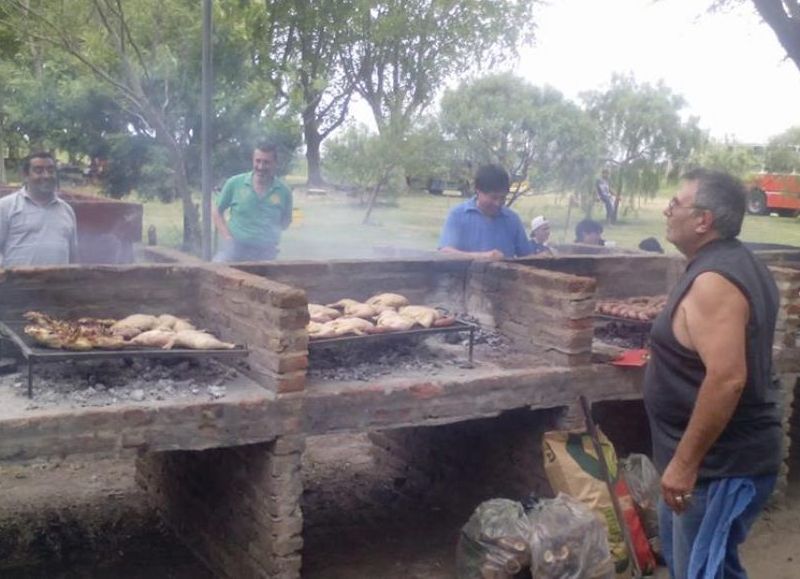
[621,453,661,555]
[456,499,532,579]
[528,493,615,579]
[543,429,656,576]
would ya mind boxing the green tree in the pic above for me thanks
[688,138,761,177]
[339,0,539,219]
[6,0,206,249]
[5,0,301,251]
[581,74,703,218]
[764,126,800,172]
[440,72,600,206]
[258,1,355,187]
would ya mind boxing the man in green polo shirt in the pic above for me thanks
[212,142,293,262]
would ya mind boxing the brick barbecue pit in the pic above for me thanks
[0,250,798,578]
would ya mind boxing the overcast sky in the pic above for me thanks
[514,0,800,143]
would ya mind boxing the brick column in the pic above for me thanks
[770,266,800,504]
[136,435,305,578]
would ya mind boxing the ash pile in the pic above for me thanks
[0,357,240,409]
[447,313,510,350]
[308,338,465,382]
[594,321,650,349]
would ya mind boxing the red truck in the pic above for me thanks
[746,173,800,217]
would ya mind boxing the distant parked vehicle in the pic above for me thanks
[746,173,800,217]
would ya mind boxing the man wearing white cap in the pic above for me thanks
[529,215,553,255]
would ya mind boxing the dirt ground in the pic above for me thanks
[0,448,798,578]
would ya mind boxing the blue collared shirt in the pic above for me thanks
[438,197,533,257]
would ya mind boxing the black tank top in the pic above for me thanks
[643,238,782,479]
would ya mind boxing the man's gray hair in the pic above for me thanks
[682,168,746,239]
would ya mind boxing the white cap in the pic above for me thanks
[530,215,549,232]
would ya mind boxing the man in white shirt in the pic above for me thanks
[0,152,78,267]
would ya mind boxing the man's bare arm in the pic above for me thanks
[661,271,749,511]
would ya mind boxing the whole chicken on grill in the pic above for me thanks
[325,317,374,337]
[398,305,440,329]
[366,293,410,309]
[343,302,378,319]
[111,314,159,339]
[308,304,342,323]
[375,310,416,331]
[326,298,361,311]
[129,329,177,349]
[173,330,236,350]
[307,320,338,339]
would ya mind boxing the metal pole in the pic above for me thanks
[201,0,214,260]
[579,395,643,578]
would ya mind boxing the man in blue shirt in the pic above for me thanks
[438,164,532,259]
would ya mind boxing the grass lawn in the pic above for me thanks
[136,181,800,259]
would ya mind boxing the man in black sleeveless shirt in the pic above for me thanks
[643,168,781,579]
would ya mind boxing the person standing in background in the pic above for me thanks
[0,151,78,267]
[213,142,292,262]
[528,215,554,255]
[596,168,618,223]
[438,164,532,260]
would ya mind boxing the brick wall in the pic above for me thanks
[521,254,684,299]
[0,265,199,320]
[467,261,597,365]
[136,435,305,579]
[137,246,204,265]
[236,260,470,310]
[769,265,800,502]
[194,267,309,394]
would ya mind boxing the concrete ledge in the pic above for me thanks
[0,383,300,462]
[303,363,643,434]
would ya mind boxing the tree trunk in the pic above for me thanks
[0,130,5,184]
[304,118,325,187]
[165,144,200,253]
[362,169,391,225]
[751,0,800,74]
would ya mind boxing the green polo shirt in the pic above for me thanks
[217,172,292,246]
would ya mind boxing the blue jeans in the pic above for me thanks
[658,475,776,579]
[213,239,278,262]
[599,195,616,222]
